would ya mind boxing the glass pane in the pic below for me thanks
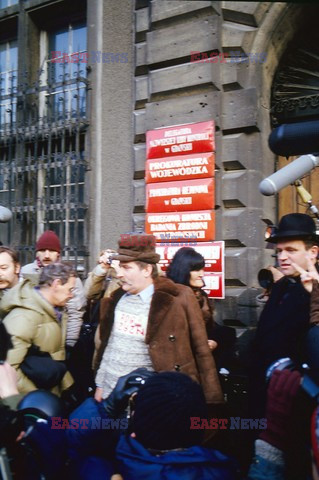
[72,25,86,54]
[0,45,6,71]
[9,43,17,71]
[0,0,18,8]
[49,29,68,56]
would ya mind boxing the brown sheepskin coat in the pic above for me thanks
[95,276,223,405]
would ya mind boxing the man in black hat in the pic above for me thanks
[250,213,319,417]
[93,233,223,408]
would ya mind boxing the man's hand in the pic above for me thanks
[103,368,155,418]
[291,256,319,292]
[94,386,103,402]
[98,249,114,271]
[208,339,218,351]
[0,361,19,398]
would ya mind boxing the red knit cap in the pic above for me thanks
[36,230,61,253]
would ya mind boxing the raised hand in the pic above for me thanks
[291,256,319,292]
[98,249,115,270]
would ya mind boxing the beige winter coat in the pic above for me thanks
[1,279,73,395]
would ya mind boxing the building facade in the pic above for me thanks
[1,0,318,327]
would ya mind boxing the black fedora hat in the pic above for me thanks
[266,213,319,244]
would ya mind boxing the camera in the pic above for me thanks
[258,268,274,290]
[266,357,319,402]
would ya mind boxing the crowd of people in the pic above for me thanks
[1,214,319,479]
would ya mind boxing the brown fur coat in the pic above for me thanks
[95,276,223,404]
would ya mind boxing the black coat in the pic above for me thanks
[250,275,311,415]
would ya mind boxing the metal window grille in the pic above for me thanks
[0,27,89,273]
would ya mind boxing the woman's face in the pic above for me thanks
[189,269,205,288]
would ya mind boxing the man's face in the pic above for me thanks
[0,252,20,290]
[36,249,60,267]
[117,262,152,295]
[276,239,318,277]
[52,276,76,307]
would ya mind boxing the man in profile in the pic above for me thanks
[3,263,75,395]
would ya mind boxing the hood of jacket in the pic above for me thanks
[0,278,56,319]
[116,435,238,480]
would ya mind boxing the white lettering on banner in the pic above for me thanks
[171,144,192,153]
[115,311,147,338]
[150,223,177,231]
[152,230,205,239]
[149,138,176,147]
[164,128,191,137]
[181,212,211,221]
[148,214,181,222]
[147,213,212,223]
[186,133,209,142]
[181,185,208,194]
[149,157,209,170]
[177,135,187,143]
[178,222,208,230]
[149,166,208,179]
[149,187,181,197]
[171,198,192,205]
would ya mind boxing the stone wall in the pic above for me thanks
[131,0,301,327]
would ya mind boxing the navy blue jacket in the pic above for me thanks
[116,435,238,480]
[66,397,239,479]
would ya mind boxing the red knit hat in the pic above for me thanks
[36,230,61,253]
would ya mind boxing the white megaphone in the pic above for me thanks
[259,155,319,196]
[0,206,12,223]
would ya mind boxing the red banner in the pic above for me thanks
[202,273,224,299]
[146,211,215,242]
[146,178,214,213]
[145,152,214,184]
[155,241,225,298]
[146,120,215,159]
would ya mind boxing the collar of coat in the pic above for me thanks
[106,276,184,344]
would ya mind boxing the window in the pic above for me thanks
[0,8,89,271]
[43,23,87,121]
[0,40,17,129]
[0,0,18,8]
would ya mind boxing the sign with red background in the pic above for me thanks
[146,178,214,213]
[146,120,215,159]
[155,241,224,298]
[146,210,215,242]
[145,152,215,184]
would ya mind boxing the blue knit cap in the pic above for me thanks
[131,371,208,451]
